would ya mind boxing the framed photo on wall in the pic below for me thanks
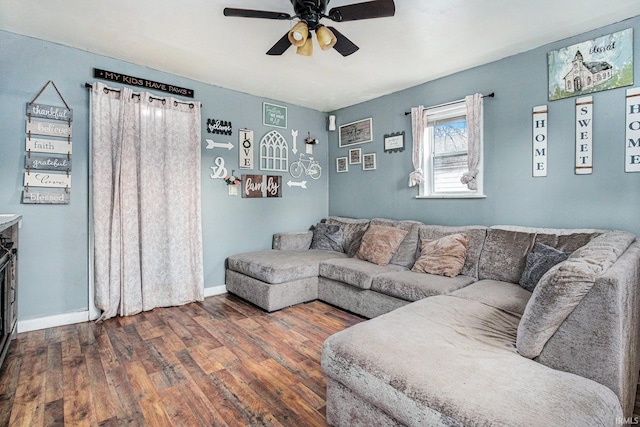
[349,148,362,164]
[384,132,405,153]
[339,118,373,147]
[336,157,349,173]
[362,153,377,171]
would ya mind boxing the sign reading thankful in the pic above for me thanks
[94,68,195,98]
[26,103,73,122]
[241,174,282,198]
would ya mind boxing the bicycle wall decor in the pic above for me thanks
[289,153,322,180]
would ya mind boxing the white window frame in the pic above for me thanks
[418,101,485,199]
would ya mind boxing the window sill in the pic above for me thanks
[415,194,487,199]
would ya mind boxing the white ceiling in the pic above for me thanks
[1,0,639,112]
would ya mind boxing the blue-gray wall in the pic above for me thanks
[328,16,640,236]
[0,30,329,321]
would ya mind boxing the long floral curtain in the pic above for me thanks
[408,105,425,187]
[460,93,483,190]
[91,82,204,321]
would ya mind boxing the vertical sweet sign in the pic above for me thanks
[625,87,640,172]
[532,105,548,177]
[575,96,593,175]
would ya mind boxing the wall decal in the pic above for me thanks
[291,129,299,154]
[575,96,593,175]
[339,117,373,147]
[383,132,405,153]
[287,180,307,189]
[241,174,282,198]
[532,105,548,177]
[548,28,633,101]
[207,119,232,135]
[239,129,254,169]
[260,130,288,172]
[93,68,194,98]
[626,87,640,172]
[263,102,287,128]
[205,139,234,150]
[210,157,228,179]
[290,153,321,180]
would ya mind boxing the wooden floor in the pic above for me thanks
[0,294,364,426]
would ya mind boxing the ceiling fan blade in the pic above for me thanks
[223,7,291,20]
[327,0,395,22]
[266,32,293,56]
[326,27,359,57]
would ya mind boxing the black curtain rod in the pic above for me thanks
[84,83,198,108]
[404,92,494,115]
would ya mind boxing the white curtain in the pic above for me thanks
[461,93,483,190]
[91,82,204,321]
[408,105,425,187]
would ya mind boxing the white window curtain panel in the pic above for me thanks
[91,82,204,321]
[408,105,425,187]
[461,93,483,190]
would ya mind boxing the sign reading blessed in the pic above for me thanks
[241,174,282,198]
[93,68,194,98]
[263,102,287,128]
[22,190,70,205]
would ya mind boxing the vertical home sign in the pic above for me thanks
[532,105,548,177]
[575,96,593,175]
[625,87,640,172]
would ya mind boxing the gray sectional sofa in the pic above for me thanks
[225,216,640,426]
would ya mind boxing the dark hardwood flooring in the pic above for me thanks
[1,293,639,426]
[0,294,364,426]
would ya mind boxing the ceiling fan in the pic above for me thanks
[223,0,396,57]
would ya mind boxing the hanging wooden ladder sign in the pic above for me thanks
[23,80,73,205]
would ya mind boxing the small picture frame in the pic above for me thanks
[336,157,349,173]
[349,148,362,164]
[362,153,377,171]
[384,132,405,153]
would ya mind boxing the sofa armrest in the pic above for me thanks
[272,231,313,250]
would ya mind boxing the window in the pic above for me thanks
[419,100,484,198]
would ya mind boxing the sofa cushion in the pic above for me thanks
[319,258,406,290]
[370,218,422,269]
[326,216,370,257]
[533,228,603,253]
[412,233,469,277]
[310,223,344,252]
[517,231,636,359]
[478,227,536,283]
[371,270,475,302]
[418,225,487,279]
[518,243,570,292]
[322,295,623,427]
[356,225,408,266]
[451,280,532,316]
[227,249,347,284]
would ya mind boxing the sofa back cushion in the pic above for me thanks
[419,225,487,278]
[478,227,537,283]
[370,218,422,269]
[516,231,636,359]
[326,216,371,257]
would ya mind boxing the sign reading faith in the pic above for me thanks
[22,190,69,205]
[532,105,548,177]
[575,96,593,175]
[25,153,71,172]
[24,171,71,188]
[26,119,72,138]
[26,137,72,155]
[241,174,282,198]
[625,87,640,173]
[26,103,73,122]
[239,129,254,169]
[94,68,195,98]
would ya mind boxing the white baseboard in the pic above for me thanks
[18,310,90,333]
[204,284,227,297]
[17,285,228,333]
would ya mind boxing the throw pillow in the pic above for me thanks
[412,233,469,277]
[355,225,408,266]
[310,223,344,252]
[518,243,570,292]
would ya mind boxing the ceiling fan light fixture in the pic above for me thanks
[315,25,337,51]
[288,21,309,47]
[296,34,313,56]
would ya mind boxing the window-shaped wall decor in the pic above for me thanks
[260,130,289,172]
